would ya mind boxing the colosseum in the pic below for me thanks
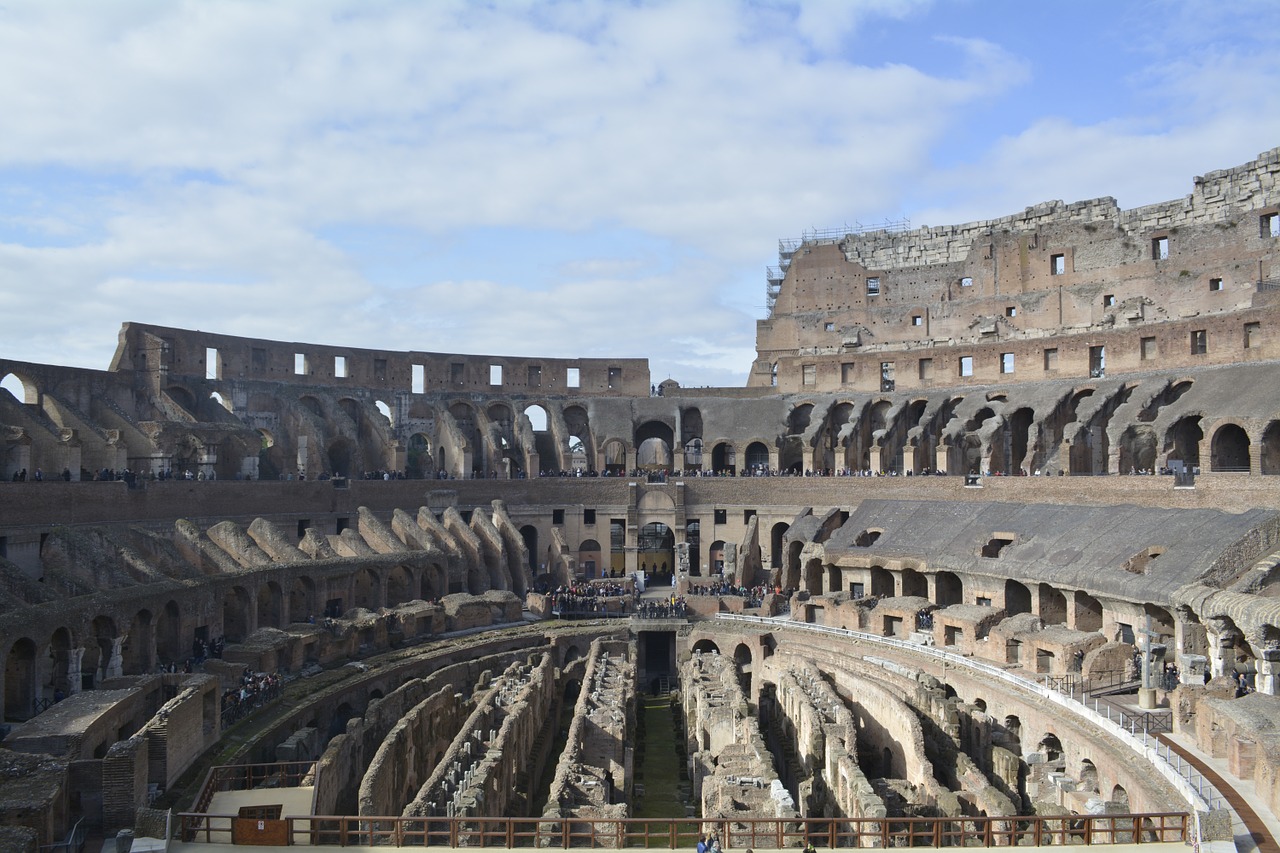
[1,147,1279,852]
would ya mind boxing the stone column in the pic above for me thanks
[1258,649,1280,696]
[107,636,125,680]
[68,648,84,695]
[902,444,916,475]
[869,445,882,473]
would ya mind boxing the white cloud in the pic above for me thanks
[0,0,1275,388]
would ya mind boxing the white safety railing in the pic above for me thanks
[717,613,1227,813]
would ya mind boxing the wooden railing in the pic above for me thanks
[177,812,1189,847]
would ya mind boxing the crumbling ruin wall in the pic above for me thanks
[406,653,557,818]
[313,644,552,817]
[769,660,884,819]
[543,638,635,817]
[682,650,797,820]
[357,686,469,816]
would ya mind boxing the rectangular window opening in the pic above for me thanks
[959,356,974,377]
[1261,213,1279,238]
[911,315,923,326]
[866,276,881,296]
[1043,348,1058,371]
[1050,254,1065,276]
[743,509,756,524]
[1000,353,1014,374]
[1005,306,1017,317]
[334,356,348,378]
[1191,329,1207,355]
[802,364,816,387]
[879,362,895,392]
[1141,337,1157,360]
[205,347,219,380]
[566,367,580,388]
[841,363,855,385]
[583,509,596,525]
[1152,236,1169,260]
[489,364,502,386]
[824,322,835,332]
[1245,322,1261,349]
[960,276,973,287]
[295,353,307,375]
[411,364,425,394]
[918,358,933,381]
[1209,278,1223,292]
[714,509,727,525]
[1103,294,1116,307]
[1089,345,1106,378]
[552,509,565,525]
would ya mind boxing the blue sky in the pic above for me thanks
[1,0,1278,389]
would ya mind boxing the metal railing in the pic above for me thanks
[718,614,1227,812]
[177,812,1188,848]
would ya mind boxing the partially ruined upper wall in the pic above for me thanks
[109,322,651,397]
[755,147,1280,392]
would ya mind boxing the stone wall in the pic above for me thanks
[543,638,635,817]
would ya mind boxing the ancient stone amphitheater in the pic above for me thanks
[2,147,1280,852]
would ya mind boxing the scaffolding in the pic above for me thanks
[765,218,912,316]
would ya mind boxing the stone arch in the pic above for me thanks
[374,400,392,427]
[638,522,674,582]
[0,371,37,404]
[1111,784,1129,809]
[353,567,382,610]
[386,565,416,606]
[1210,422,1251,472]
[223,587,252,643]
[5,637,37,720]
[1038,732,1064,763]
[1262,421,1280,475]
[803,557,824,594]
[744,441,770,471]
[327,436,355,478]
[1117,424,1157,473]
[692,639,720,655]
[257,427,284,480]
[158,600,184,665]
[257,581,284,629]
[601,438,628,474]
[520,525,541,583]
[734,642,753,695]
[1079,758,1100,793]
[298,395,324,418]
[166,385,198,417]
[1038,583,1067,625]
[407,432,434,479]
[578,539,603,579]
[709,540,726,574]
[870,566,894,597]
[122,609,155,674]
[290,577,316,622]
[936,571,963,606]
[1165,415,1203,468]
[770,522,789,570]
[1004,580,1032,615]
[710,441,736,474]
[422,563,446,600]
[902,568,927,598]
[1074,591,1103,632]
